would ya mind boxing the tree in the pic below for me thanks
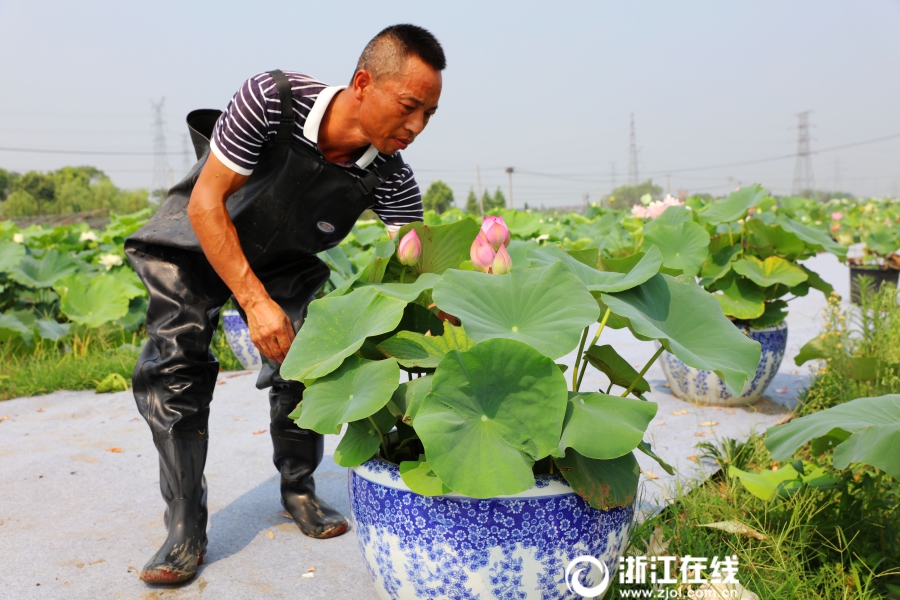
[0,168,16,201]
[484,187,506,212]
[422,180,454,214]
[606,180,663,211]
[465,188,481,215]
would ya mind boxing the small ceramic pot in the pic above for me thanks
[221,309,262,370]
[349,458,635,600]
[659,321,788,406]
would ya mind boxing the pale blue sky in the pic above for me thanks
[1,0,899,205]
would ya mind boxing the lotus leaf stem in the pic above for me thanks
[571,327,590,390]
[574,308,611,392]
[621,346,664,398]
[368,415,390,461]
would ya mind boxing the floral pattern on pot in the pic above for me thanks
[659,321,788,406]
[349,458,634,600]
[221,309,262,370]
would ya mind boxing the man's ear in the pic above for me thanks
[352,69,373,101]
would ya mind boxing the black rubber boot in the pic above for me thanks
[268,379,348,539]
[272,427,349,539]
[141,435,209,584]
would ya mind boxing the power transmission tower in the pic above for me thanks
[833,157,842,192]
[610,162,616,189]
[150,98,169,202]
[627,113,639,186]
[791,110,814,196]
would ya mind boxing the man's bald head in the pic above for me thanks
[355,24,446,84]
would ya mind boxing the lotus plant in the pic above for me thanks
[280,216,761,511]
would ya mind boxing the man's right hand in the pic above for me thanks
[188,152,296,364]
[244,296,295,364]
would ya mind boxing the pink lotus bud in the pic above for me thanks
[831,212,843,221]
[470,232,496,272]
[491,244,513,275]
[397,229,422,266]
[480,216,510,249]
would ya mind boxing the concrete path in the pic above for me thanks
[0,254,846,599]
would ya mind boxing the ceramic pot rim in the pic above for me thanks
[735,320,788,334]
[351,457,581,500]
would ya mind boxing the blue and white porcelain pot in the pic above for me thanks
[220,309,262,370]
[349,458,635,600]
[659,321,788,406]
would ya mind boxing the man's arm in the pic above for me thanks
[187,151,296,363]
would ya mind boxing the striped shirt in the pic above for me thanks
[210,71,422,232]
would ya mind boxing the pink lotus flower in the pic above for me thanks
[631,204,649,219]
[470,232,496,272]
[397,229,421,266]
[491,244,513,275]
[831,212,843,221]
[480,216,510,250]
[632,195,684,220]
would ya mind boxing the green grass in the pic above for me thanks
[0,319,243,401]
[607,435,900,599]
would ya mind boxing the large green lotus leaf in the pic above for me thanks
[567,247,599,268]
[432,263,599,360]
[327,241,395,296]
[386,374,433,424]
[746,219,806,257]
[601,274,761,396]
[600,251,682,278]
[555,450,640,509]
[697,185,767,225]
[0,241,25,272]
[794,335,828,366]
[699,244,740,286]
[583,344,650,395]
[714,277,766,320]
[802,266,834,296]
[399,455,453,496]
[865,229,898,257]
[527,244,661,293]
[36,319,71,341]
[553,392,657,460]
[296,356,400,434]
[108,267,147,299]
[0,312,31,342]
[10,249,78,288]
[377,323,475,368]
[778,216,847,258]
[390,218,481,278]
[749,300,788,329]
[354,223,389,247]
[495,208,544,238]
[54,273,130,328]
[646,206,694,229]
[333,406,397,468]
[415,338,569,497]
[641,222,710,276]
[732,256,808,288]
[728,462,840,501]
[506,239,537,268]
[356,273,441,302]
[281,287,406,382]
[766,395,900,479]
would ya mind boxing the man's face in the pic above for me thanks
[354,56,442,155]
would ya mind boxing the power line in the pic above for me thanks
[0,146,187,156]
[150,98,169,196]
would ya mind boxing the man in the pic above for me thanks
[125,24,444,584]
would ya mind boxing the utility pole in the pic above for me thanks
[150,98,169,202]
[476,165,483,215]
[505,167,514,209]
[666,174,671,195]
[628,113,639,186]
[791,110,814,196]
